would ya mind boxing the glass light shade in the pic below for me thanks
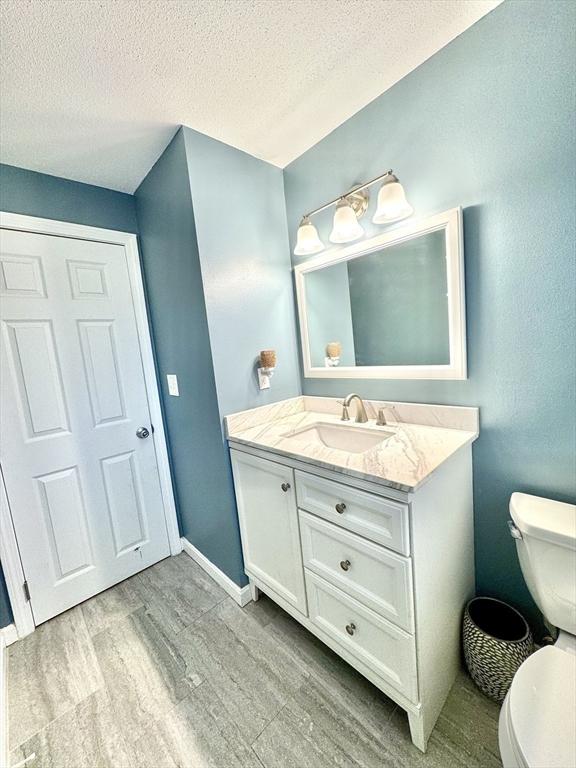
[329,199,364,243]
[293,217,324,256]
[372,180,413,224]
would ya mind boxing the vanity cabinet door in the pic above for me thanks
[230,450,307,615]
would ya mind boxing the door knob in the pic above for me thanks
[136,427,150,439]
[281,482,291,492]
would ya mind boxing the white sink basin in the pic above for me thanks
[283,422,393,454]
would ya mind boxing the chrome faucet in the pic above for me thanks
[340,393,368,423]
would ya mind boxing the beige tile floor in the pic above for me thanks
[8,553,502,767]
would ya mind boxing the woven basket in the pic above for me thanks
[463,597,534,702]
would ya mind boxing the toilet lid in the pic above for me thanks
[509,646,576,768]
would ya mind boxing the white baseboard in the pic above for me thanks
[180,538,252,607]
[0,625,17,647]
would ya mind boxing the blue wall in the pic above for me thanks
[0,164,138,233]
[0,163,140,627]
[183,127,301,417]
[135,131,248,586]
[284,0,576,631]
[135,128,300,587]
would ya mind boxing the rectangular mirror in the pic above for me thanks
[295,207,466,379]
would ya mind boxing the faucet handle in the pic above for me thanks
[376,408,387,426]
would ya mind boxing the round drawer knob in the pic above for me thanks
[281,482,291,492]
[340,559,351,571]
[335,502,346,514]
[345,622,356,636]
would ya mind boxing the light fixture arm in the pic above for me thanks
[302,169,396,220]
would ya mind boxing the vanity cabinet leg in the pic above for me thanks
[408,710,428,753]
[249,582,260,602]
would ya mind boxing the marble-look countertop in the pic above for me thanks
[225,396,479,493]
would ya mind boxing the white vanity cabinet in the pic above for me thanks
[230,451,307,615]
[229,443,475,753]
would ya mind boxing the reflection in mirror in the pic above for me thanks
[305,230,449,368]
[295,208,466,380]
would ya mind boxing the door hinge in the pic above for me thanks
[23,580,31,602]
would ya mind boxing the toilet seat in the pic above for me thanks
[506,646,576,768]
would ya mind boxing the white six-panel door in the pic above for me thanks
[0,227,171,624]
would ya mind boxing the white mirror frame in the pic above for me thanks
[294,207,467,380]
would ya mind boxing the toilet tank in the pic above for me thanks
[510,493,576,635]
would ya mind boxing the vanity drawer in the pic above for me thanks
[295,471,409,555]
[300,511,414,632]
[305,570,418,702]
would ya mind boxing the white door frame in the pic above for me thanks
[0,211,181,640]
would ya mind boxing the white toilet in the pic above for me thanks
[498,492,576,768]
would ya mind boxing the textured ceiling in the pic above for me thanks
[0,0,501,193]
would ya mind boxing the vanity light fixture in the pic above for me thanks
[293,216,325,256]
[372,174,414,224]
[329,198,364,243]
[293,169,413,256]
